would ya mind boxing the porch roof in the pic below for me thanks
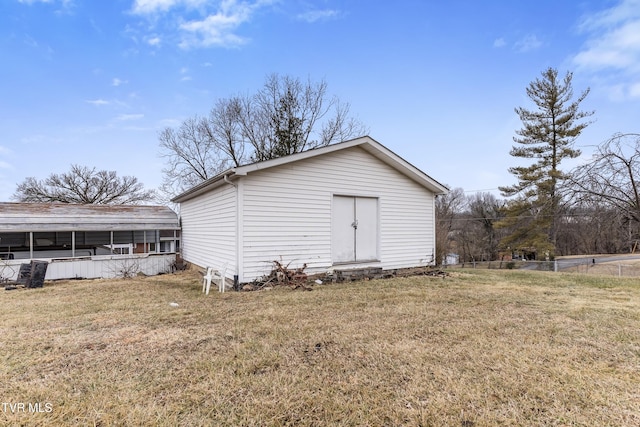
[0,203,180,232]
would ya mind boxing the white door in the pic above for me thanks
[332,196,356,263]
[355,197,378,261]
[331,196,378,263]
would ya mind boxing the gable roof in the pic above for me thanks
[0,203,180,232]
[172,136,449,203]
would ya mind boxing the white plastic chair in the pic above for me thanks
[202,265,228,295]
[217,265,227,293]
[202,267,215,294]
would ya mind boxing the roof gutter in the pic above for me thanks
[223,172,240,288]
[223,173,237,187]
[171,169,237,203]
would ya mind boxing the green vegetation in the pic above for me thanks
[499,67,594,256]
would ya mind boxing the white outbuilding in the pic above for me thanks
[172,136,448,285]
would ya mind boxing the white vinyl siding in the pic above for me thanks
[241,170,330,281]
[179,184,236,278]
[239,146,435,281]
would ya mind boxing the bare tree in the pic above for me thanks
[235,74,368,162]
[436,190,509,263]
[158,116,229,197]
[202,97,246,167]
[555,202,628,255]
[13,164,155,204]
[319,101,365,146]
[435,187,466,265]
[568,133,640,251]
[464,192,504,261]
[159,73,368,195]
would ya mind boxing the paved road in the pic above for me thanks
[555,255,640,270]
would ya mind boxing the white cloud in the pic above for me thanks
[158,117,182,127]
[23,35,39,48]
[514,34,542,52]
[131,0,203,15]
[146,35,162,46]
[577,0,640,32]
[18,0,75,13]
[0,160,13,170]
[22,34,55,58]
[573,4,640,73]
[596,83,626,102]
[630,81,640,98]
[572,0,640,100]
[86,99,110,106]
[131,0,175,14]
[179,67,192,81]
[84,98,130,109]
[112,78,128,86]
[493,38,506,48]
[296,9,340,23]
[178,1,257,49]
[115,113,144,121]
[130,0,274,49]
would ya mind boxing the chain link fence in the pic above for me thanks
[447,258,640,277]
[556,260,640,277]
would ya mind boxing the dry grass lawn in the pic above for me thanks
[1,269,640,426]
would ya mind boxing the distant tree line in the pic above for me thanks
[436,67,640,263]
[436,172,640,264]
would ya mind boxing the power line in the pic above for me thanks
[438,212,630,222]
[462,188,500,193]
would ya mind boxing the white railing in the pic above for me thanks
[0,253,176,282]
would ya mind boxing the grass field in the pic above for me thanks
[1,269,640,426]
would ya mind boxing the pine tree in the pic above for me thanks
[498,68,594,256]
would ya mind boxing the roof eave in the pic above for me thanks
[171,170,237,203]
[173,135,450,200]
[358,140,449,194]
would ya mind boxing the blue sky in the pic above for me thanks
[1,0,639,202]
